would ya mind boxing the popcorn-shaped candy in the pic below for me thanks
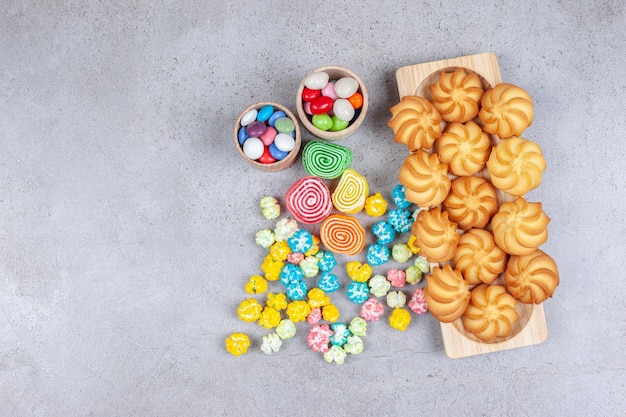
[261,255,284,281]
[368,274,391,297]
[387,268,406,288]
[408,287,428,314]
[360,298,384,322]
[330,322,351,346]
[255,229,275,248]
[392,243,413,263]
[288,229,313,253]
[307,324,334,353]
[365,192,388,217]
[307,307,322,324]
[348,317,367,337]
[324,344,347,365]
[307,288,330,309]
[258,306,281,329]
[389,308,411,331]
[407,235,421,254]
[414,255,430,273]
[411,207,421,222]
[276,319,296,340]
[366,244,389,266]
[274,218,299,241]
[245,275,268,294]
[322,304,340,322]
[387,290,407,308]
[343,335,364,355]
[238,298,263,322]
[405,266,423,285]
[318,271,340,293]
[287,300,311,322]
[286,279,308,301]
[260,333,282,355]
[270,240,292,261]
[304,235,321,257]
[225,333,250,356]
[266,292,288,311]
[388,209,414,233]
[346,261,372,283]
[346,281,369,304]
[287,251,304,264]
[280,264,304,286]
[392,184,412,209]
[372,221,396,245]
[317,251,337,272]
[260,196,281,220]
[299,255,320,278]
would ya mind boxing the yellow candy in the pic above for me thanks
[307,288,330,309]
[225,333,250,356]
[331,168,369,214]
[365,192,388,217]
[286,300,311,323]
[261,254,284,281]
[244,275,268,294]
[270,240,292,261]
[238,299,263,322]
[346,261,373,283]
[258,306,282,329]
[389,308,411,331]
[266,292,288,311]
[407,235,421,254]
[322,304,340,323]
[304,235,321,256]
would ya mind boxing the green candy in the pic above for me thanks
[302,140,353,179]
[274,116,295,134]
[328,115,349,131]
[311,114,333,131]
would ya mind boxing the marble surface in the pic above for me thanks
[1,1,625,415]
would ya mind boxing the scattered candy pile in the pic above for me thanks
[237,104,297,164]
[301,71,364,132]
[226,142,432,363]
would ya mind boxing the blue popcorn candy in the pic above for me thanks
[372,221,396,245]
[280,264,303,286]
[317,251,337,272]
[329,322,352,346]
[317,271,340,293]
[346,281,369,304]
[366,244,390,266]
[388,208,412,232]
[286,279,308,301]
[287,229,313,253]
[392,184,411,209]
[395,216,414,234]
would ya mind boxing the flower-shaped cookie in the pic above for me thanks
[423,264,470,323]
[411,207,460,263]
[479,83,534,138]
[435,121,491,176]
[461,284,519,342]
[442,176,499,231]
[428,68,484,123]
[398,149,451,208]
[491,197,550,256]
[388,95,442,151]
[453,229,508,285]
[505,249,560,304]
[486,137,546,196]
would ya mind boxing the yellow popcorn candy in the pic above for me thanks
[304,235,321,257]
[225,333,250,356]
[389,308,411,331]
[266,292,288,311]
[258,306,282,329]
[307,288,331,309]
[322,304,340,323]
[407,235,421,254]
[365,192,388,217]
[270,240,291,261]
[261,254,284,281]
[286,300,311,323]
[346,261,372,283]
[237,299,263,323]
[244,275,268,295]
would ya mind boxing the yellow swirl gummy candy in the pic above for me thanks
[331,168,369,214]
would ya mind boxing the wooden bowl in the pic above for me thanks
[234,102,302,172]
[296,65,368,141]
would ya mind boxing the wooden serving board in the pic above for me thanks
[394,52,548,359]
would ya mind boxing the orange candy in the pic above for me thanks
[320,214,366,256]
[348,92,363,109]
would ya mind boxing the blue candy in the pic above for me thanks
[366,244,390,266]
[238,126,249,145]
[268,110,287,127]
[346,281,369,304]
[286,279,308,301]
[318,271,340,293]
[269,143,288,160]
[329,323,351,346]
[388,209,413,233]
[372,221,396,245]
[280,264,303,286]
[257,105,274,122]
[288,229,313,253]
[317,251,337,272]
[392,184,411,209]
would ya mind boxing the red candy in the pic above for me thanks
[258,147,277,164]
[302,87,321,102]
[310,96,334,115]
[285,176,333,224]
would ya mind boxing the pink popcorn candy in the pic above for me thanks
[287,252,305,264]
[387,268,406,288]
[306,324,334,353]
[408,288,428,314]
[360,298,385,322]
[307,307,322,325]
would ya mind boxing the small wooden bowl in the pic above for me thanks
[234,101,302,172]
[296,65,368,141]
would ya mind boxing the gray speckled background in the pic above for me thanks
[1,1,625,416]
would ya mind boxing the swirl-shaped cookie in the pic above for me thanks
[411,207,459,263]
[398,149,451,208]
[453,229,507,285]
[486,137,546,196]
[424,264,470,323]
[428,68,484,123]
[479,83,534,138]
[388,96,442,152]
[505,249,560,304]
[462,284,519,342]
[435,121,491,176]
[491,197,550,256]
[442,176,498,230]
